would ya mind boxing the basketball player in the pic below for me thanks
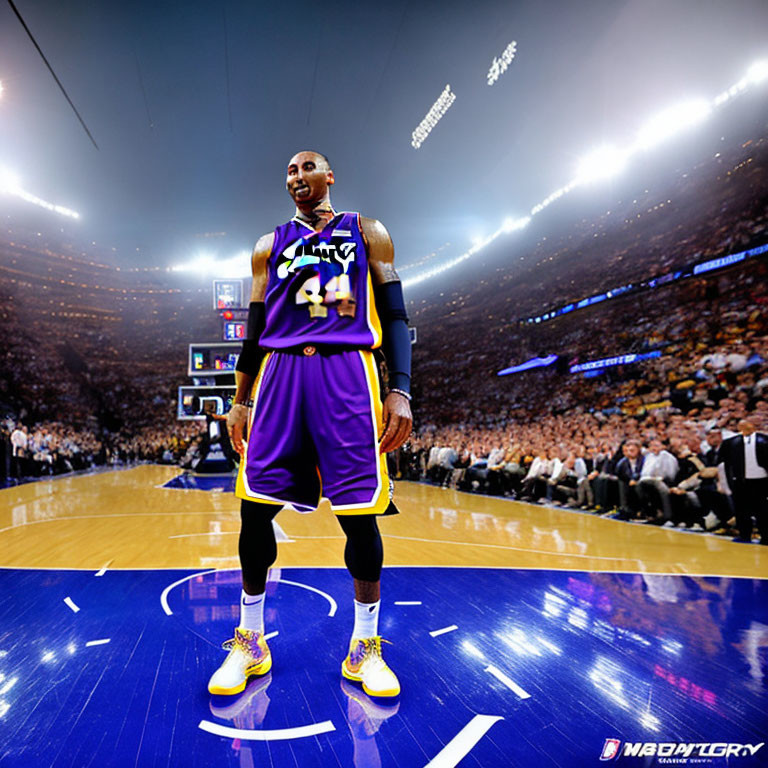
[208,151,412,699]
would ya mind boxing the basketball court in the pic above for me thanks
[1,466,766,766]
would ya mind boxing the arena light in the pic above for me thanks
[503,215,531,233]
[411,84,456,149]
[746,60,768,85]
[574,145,631,184]
[634,99,711,151]
[170,250,251,279]
[497,354,558,376]
[487,41,518,86]
[0,166,80,219]
[0,168,21,194]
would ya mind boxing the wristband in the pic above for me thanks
[235,302,267,376]
[233,400,254,408]
[388,388,412,401]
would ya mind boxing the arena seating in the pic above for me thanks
[1,121,767,534]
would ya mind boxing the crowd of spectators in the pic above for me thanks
[396,256,768,539]
[0,417,203,485]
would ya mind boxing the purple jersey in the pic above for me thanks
[259,212,382,350]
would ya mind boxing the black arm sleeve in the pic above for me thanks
[373,281,412,394]
[235,302,266,376]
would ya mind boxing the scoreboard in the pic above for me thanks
[188,342,240,376]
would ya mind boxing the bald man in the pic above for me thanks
[208,151,412,699]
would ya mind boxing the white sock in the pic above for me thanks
[239,590,265,633]
[351,599,380,642]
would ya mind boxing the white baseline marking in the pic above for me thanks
[395,601,422,605]
[198,719,335,741]
[264,631,279,641]
[424,714,504,768]
[1,564,760,580]
[429,625,458,637]
[85,638,111,647]
[485,665,531,699]
[64,597,80,613]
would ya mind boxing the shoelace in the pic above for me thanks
[361,637,392,663]
[222,631,263,655]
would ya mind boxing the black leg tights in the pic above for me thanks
[239,499,281,595]
[239,501,384,596]
[336,514,383,584]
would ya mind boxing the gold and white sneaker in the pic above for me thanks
[341,637,400,698]
[208,627,272,696]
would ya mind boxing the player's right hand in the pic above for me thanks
[226,403,250,456]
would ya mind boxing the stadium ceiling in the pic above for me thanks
[0,0,766,282]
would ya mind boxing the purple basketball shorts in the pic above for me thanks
[235,347,391,515]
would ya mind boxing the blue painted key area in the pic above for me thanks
[162,473,236,492]
[1,567,766,766]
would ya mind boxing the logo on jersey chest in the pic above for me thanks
[276,232,357,280]
[275,229,360,320]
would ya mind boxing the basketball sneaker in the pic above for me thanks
[341,637,400,697]
[208,628,272,696]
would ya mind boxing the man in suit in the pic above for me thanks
[718,418,768,543]
[615,440,645,519]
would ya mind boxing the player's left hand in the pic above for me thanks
[226,403,250,456]
[379,392,412,454]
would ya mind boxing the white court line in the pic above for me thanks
[64,597,80,613]
[94,560,113,577]
[168,520,294,542]
[264,631,279,641]
[272,521,294,543]
[0,510,225,538]
[198,719,335,741]
[394,601,422,605]
[160,570,218,615]
[160,569,338,617]
[429,625,458,637]
[279,578,337,617]
[85,639,110,647]
[485,665,531,699]
[424,714,504,768]
[381,534,641,563]
[3,564,762,579]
